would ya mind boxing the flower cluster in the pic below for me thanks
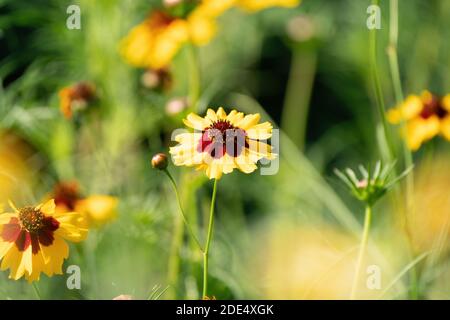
[120,0,301,69]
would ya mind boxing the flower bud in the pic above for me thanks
[151,153,168,170]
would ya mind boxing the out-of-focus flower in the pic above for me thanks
[120,0,301,69]
[387,91,450,150]
[165,97,189,115]
[52,181,118,228]
[253,222,384,299]
[141,68,172,90]
[407,156,450,253]
[0,200,88,282]
[76,196,118,227]
[59,82,96,119]
[0,131,33,204]
[335,161,411,206]
[169,107,276,179]
[113,294,133,300]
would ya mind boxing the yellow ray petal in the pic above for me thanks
[183,113,211,130]
[236,113,261,130]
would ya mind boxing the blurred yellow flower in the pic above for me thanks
[58,82,96,119]
[52,181,118,228]
[0,131,33,204]
[76,196,118,227]
[387,91,450,150]
[120,0,301,69]
[408,156,450,253]
[0,200,88,282]
[170,107,276,179]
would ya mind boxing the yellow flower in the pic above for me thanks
[52,181,118,228]
[169,107,276,179]
[0,131,33,203]
[75,196,118,227]
[120,0,301,69]
[58,82,95,119]
[387,91,450,150]
[0,199,88,282]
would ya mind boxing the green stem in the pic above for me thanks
[202,178,218,298]
[32,282,42,300]
[281,46,317,151]
[187,44,201,113]
[350,205,372,300]
[370,0,394,162]
[163,169,203,252]
[387,0,419,300]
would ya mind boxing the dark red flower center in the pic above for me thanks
[420,95,447,119]
[1,208,60,254]
[197,120,248,158]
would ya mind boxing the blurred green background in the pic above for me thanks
[0,0,449,299]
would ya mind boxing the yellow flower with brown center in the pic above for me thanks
[387,91,450,150]
[52,181,118,227]
[169,107,276,179]
[0,200,88,282]
[120,0,301,69]
[58,82,96,119]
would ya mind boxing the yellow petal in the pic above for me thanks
[206,109,218,123]
[0,241,14,260]
[25,249,46,283]
[40,236,68,276]
[246,121,273,140]
[183,113,211,130]
[1,245,25,280]
[442,94,450,112]
[440,116,450,141]
[236,113,261,130]
[0,212,16,224]
[216,107,227,119]
[405,117,440,151]
[40,199,56,215]
[226,110,244,125]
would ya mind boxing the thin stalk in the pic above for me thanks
[350,205,372,300]
[387,0,419,299]
[202,179,218,298]
[281,46,317,151]
[166,203,185,299]
[32,282,42,300]
[370,0,394,162]
[163,169,203,252]
[187,44,201,113]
